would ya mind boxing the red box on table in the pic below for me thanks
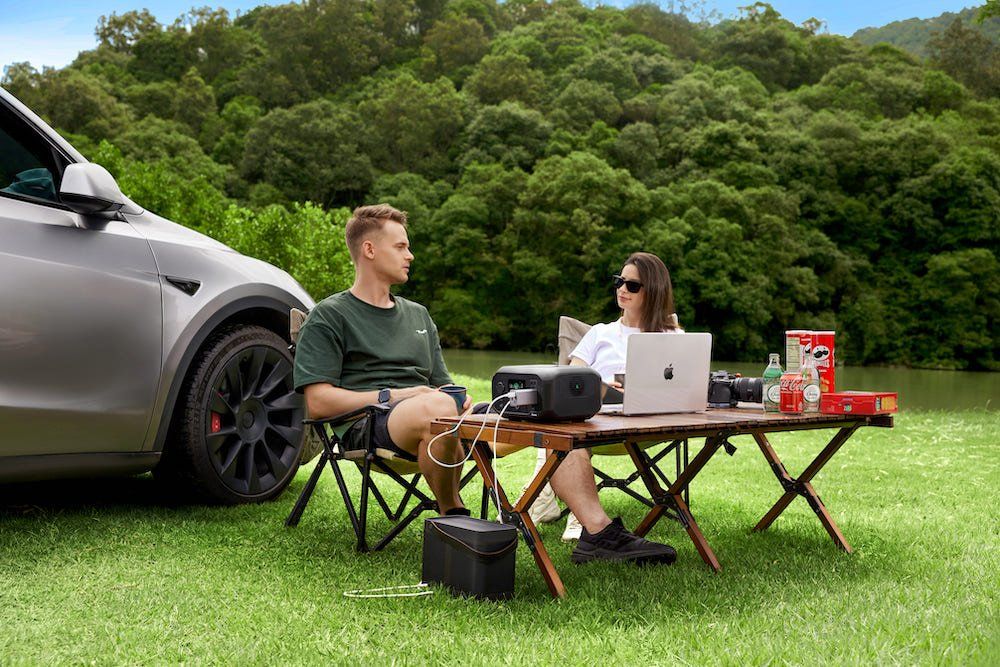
[820,391,898,415]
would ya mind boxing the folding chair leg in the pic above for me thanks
[328,454,363,544]
[387,474,421,521]
[373,498,437,551]
[285,448,329,527]
[357,454,373,552]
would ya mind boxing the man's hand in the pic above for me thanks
[437,383,472,412]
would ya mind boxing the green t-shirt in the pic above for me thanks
[293,290,452,393]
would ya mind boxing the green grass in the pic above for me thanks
[1,374,997,665]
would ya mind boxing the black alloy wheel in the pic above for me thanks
[206,340,303,495]
[157,325,305,504]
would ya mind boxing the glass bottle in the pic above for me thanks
[763,353,783,413]
[801,344,821,413]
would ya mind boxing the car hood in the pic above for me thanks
[122,207,234,253]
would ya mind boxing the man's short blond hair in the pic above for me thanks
[345,204,408,262]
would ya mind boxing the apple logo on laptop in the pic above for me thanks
[663,365,674,380]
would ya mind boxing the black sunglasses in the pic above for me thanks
[612,275,643,293]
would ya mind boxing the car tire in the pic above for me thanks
[156,324,305,504]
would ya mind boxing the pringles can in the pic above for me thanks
[779,371,803,414]
[811,330,836,393]
[784,330,811,372]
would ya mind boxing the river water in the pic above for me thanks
[443,349,998,412]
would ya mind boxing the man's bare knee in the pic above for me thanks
[424,391,459,418]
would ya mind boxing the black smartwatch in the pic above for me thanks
[377,388,391,404]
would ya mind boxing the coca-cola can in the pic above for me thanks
[810,331,836,393]
[779,371,803,414]
[784,330,811,372]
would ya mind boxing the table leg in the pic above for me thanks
[470,441,567,599]
[752,427,859,553]
[626,436,724,572]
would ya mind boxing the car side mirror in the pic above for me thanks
[59,163,126,215]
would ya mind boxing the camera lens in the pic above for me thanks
[733,377,763,403]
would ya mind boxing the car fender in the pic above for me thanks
[144,285,310,454]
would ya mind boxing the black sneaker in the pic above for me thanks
[570,517,677,566]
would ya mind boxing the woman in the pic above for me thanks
[530,252,683,540]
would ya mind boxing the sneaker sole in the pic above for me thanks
[571,546,677,566]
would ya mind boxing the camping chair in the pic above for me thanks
[553,315,690,514]
[283,308,481,552]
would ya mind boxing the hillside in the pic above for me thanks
[852,6,1000,57]
[2,1,998,369]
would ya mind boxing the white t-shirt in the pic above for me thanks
[569,319,684,384]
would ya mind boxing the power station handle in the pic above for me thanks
[428,523,518,560]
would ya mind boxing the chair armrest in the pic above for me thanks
[303,405,377,427]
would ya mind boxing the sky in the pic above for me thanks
[0,1,981,73]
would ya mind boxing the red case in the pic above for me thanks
[820,391,898,415]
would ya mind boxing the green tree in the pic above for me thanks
[503,151,652,346]
[174,68,217,136]
[358,72,467,178]
[913,249,999,369]
[422,14,490,77]
[927,17,1000,97]
[460,102,551,169]
[96,9,161,53]
[464,52,546,106]
[242,99,373,206]
[550,80,622,131]
[33,69,131,141]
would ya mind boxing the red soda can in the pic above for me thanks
[779,371,803,413]
[811,331,836,394]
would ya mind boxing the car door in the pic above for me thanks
[0,103,163,456]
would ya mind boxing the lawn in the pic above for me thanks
[1,374,997,665]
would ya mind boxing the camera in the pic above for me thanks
[707,370,763,408]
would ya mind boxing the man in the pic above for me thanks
[294,204,676,565]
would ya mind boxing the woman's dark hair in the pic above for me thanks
[624,252,677,332]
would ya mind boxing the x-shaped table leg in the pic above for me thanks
[626,435,725,572]
[751,425,860,552]
[469,441,568,599]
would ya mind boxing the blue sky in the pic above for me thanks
[0,1,980,72]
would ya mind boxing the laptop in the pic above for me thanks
[599,332,713,416]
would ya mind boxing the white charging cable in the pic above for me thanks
[487,397,515,522]
[343,582,432,598]
[427,390,534,523]
[425,392,512,469]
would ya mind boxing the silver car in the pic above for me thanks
[0,87,314,503]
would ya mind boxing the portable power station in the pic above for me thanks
[492,364,602,422]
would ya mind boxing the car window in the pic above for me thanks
[0,105,62,204]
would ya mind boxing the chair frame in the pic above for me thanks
[285,407,481,552]
[285,307,483,552]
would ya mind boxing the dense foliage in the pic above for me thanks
[853,7,1000,58]
[3,1,998,369]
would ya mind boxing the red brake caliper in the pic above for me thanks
[210,412,222,433]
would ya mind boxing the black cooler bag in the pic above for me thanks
[422,516,517,600]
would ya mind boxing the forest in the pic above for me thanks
[2,1,998,369]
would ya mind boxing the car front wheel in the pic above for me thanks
[156,324,305,503]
